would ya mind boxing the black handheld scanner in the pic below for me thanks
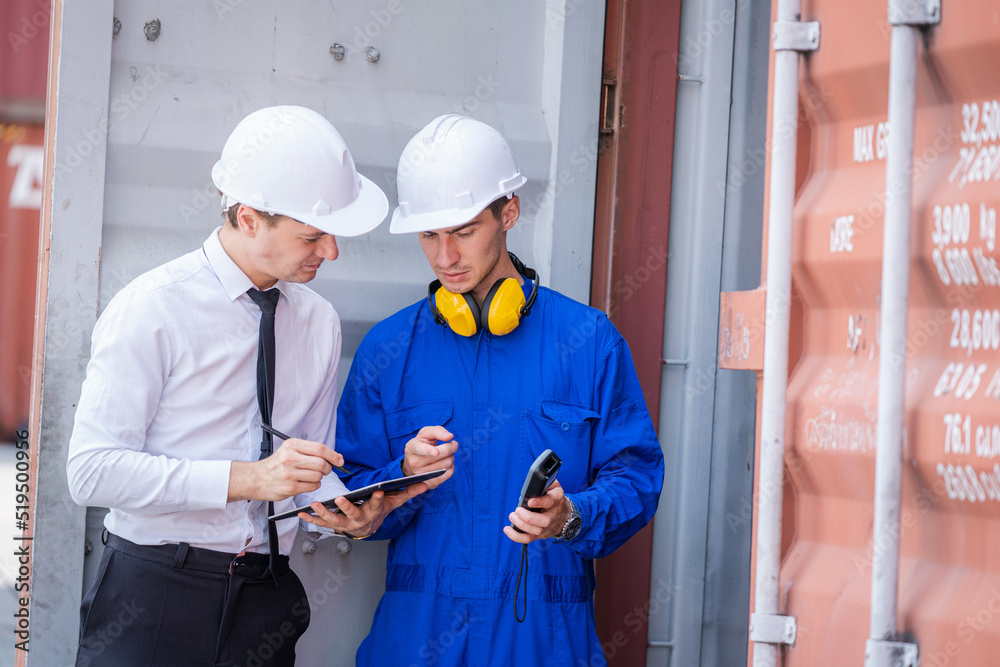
[512,449,562,533]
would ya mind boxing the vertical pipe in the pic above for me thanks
[649,0,740,663]
[751,0,802,665]
[868,23,918,652]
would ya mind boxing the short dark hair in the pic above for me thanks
[486,196,510,222]
[225,203,281,229]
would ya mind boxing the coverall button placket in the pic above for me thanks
[470,330,493,661]
[471,331,491,566]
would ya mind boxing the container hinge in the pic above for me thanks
[865,638,919,667]
[888,0,940,26]
[600,76,617,135]
[749,613,797,645]
[772,21,820,52]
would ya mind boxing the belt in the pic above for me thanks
[105,533,289,579]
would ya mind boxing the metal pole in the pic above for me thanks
[865,21,919,667]
[751,0,806,663]
[865,2,938,663]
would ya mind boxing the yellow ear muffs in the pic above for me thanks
[429,282,481,337]
[481,278,527,336]
[427,252,540,337]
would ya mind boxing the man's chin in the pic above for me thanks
[438,281,470,295]
[437,272,473,293]
[285,268,320,284]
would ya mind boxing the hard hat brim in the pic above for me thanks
[388,205,482,235]
[388,175,527,234]
[214,164,389,238]
[306,172,389,237]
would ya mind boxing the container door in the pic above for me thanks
[756,0,1000,663]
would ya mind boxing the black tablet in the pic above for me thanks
[268,469,447,521]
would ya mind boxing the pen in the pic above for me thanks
[260,423,355,478]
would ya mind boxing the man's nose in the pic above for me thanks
[437,235,459,268]
[318,235,339,261]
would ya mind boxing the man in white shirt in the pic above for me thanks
[66,106,427,666]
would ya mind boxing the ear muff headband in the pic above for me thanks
[509,253,539,318]
[428,252,539,337]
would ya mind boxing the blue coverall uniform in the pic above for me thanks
[336,281,665,666]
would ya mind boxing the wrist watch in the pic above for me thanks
[557,498,582,541]
[340,530,367,540]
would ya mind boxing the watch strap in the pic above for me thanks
[340,530,367,540]
[557,498,581,541]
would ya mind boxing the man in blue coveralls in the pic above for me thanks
[327,115,665,665]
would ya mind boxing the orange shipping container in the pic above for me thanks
[0,123,43,439]
[745,0,1000,664]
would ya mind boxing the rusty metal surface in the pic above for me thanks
[0,0,50,121]
[590,0,681,664]
[591,0,676,420]
[0,124,43,439]
[753,0,1000,663]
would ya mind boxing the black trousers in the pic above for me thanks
[76,534,311,667]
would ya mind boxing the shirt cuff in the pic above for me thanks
[301,520,339,539]
[191,459,233,510]
[389,456,407,481]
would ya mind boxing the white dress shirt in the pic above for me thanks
[67,228,347,554]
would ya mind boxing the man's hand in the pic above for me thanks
[228,438,345,502]
[401,426,458,490]
[297,483,430,538]
[503,480,571,544]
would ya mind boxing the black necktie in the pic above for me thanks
[247,288,280,580]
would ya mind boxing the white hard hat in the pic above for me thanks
[390,114,527,234]
[212,105,388,237]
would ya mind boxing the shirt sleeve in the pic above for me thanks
[335,346,417,540]
[66,286,231,514]
[563,330,665,559]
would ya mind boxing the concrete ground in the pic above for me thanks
[0,443,23,667]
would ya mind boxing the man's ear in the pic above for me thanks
[500,195,520,231]
[236,205,258,237]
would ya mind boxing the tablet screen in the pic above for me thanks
[268,469,447,521]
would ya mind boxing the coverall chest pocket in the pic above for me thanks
[384,399,453,514]
[521,400,599,495]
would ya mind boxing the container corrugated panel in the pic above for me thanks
[0,0,50,116]
[94,2,591,364]
[771,1,1000,663]
[0,123,43,439]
